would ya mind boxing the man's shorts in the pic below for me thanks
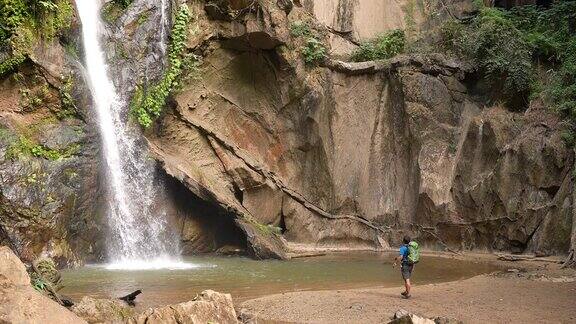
[401,263,414,280]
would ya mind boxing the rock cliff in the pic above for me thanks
[0,0,574,264]
[146,0,574,257]
[0,33,103,266]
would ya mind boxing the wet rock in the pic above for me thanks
[0,246,87,324]
[0,60,103,266]
[127,290,238,324]
[71,296,134,324]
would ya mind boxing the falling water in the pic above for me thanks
[160,0,168,55]
[75,0,190,270]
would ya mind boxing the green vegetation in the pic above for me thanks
[57,76,78,119]
[351,29,406,62]
[113,0,132,9]
[440,2,576,113]
[136,11,149,26]
[290,20,311,37]
[301,37,326,65]
[253,221,282,236]
[0,0,73,76]
[5,135,79,161]
[101,2,123,24]
[19,85,48,111]
[130,5,194,128]
[0,53,26,75]
[289,20,326,65]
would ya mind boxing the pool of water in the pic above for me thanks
[60,252,497,309]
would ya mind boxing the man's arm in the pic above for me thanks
[392,250,404,268]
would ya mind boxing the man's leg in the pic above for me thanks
[405,278,411,296]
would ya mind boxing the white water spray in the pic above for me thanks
[160,0,168,55]
[75,0,191,270]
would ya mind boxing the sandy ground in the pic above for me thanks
[240,254,576,324]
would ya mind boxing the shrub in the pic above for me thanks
[550,39,576,119]
[440,1,576,134]
[290,20,311,37]
[440,7,533,105]
[351,29,405,62]
[301,37,326,65]
[130,5,194,128]
[114,0,132,9]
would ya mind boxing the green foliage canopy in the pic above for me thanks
[441,2,576,113]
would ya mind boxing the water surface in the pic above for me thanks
[61,252,497,309]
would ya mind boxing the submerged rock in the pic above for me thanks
[0,246,87,324]
[126,290,238,324]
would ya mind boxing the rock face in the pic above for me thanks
[127,290,238,324]
[0,37,103,266]
[145,0,575,256]
[300,0,476,57]
[0,246,87,323]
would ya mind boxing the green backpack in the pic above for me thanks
[407,241,420,264]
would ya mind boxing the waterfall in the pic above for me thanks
[75,0,190,270]
[160,0,168,55]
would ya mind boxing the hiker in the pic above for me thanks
[393,235,420,299]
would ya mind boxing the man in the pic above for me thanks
[393,235,414,299]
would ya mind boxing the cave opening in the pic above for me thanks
[159,169,248,256]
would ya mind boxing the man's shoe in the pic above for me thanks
[401,291,408,296]
[402,294,411,299]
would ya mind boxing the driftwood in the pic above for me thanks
[119,290,142,306]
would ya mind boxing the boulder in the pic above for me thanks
[71,296,134,324]
[0,246,87,324]
[126,290,238,324]
[389,314,435,324]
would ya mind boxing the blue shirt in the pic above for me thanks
[399,245,409,263]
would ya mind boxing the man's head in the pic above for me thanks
[402,235,411,244]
